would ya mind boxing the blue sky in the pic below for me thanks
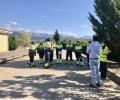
[0,0,95,37]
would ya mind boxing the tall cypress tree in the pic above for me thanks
[53,30,60,43]
[89,0,120,61]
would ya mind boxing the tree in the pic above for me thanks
[88,0,120,61]
[53,30,60,43]
[18,32,31,46]
[9,35,18,50]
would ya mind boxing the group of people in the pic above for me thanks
[87,35,110,88]
[27,38,84,68]
[28,35,110,88]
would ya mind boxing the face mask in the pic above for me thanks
[101,44,104,46]
[77,43,80,45]
[59,42,61,44]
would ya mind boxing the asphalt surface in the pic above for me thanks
[0,50,120,100]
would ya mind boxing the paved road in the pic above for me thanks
[0,50,120,100]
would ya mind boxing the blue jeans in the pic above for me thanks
[89,59,101,86]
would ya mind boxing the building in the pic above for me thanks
[0,28,10,52]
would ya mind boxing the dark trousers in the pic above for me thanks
[38,51,44,59]
[56,50,62,59]
[29,53,34,63]
[45,49,51,63]
[87,54,89,63]
[100,61,107,79]
[75,52,83,61]
[50,50,53,62]
[66,50,73,61]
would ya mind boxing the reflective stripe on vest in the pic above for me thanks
[56,44,63,49]
[37,45,44,49]
[75,45,82,50]
[66,44,73,48]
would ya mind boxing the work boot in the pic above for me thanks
[59,59,62,64]
[76,61,79,66]
[65,61,68,64]
[39,59,45,64]
[80,61,84,66]
[31,63,35,67]
[45,63,49,68]
[39,59,42,64]
[56,59,59,64]
[49,62,54,65]
[27,62,31,66]
[70,61,73,65]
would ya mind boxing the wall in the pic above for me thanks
[0,33,8,52]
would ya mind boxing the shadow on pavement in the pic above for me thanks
[0,72,120,100]
[0,59,90,71]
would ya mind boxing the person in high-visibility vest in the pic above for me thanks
[65,40,73,64]
[44,38,51,68]
[55,41,63,64]
[44,38,52,68]
[74,41,84,66]
[36,40,45,64]
[49,43,54,65]
[100,42,111,79]
[86,41,91,66]
[27,41,36,66]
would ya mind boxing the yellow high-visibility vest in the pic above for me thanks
[37,44,44,49]
[100,46,108,62]
[66,44,73,48]
[29,44,36,50]
[44,42,51,49]
[75,45,82,50]
[56,44,63,49]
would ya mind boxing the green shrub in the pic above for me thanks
[9,35,18,50]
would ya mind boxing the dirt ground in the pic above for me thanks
[0,50,120,100]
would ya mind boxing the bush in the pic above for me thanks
[9,35,18,50]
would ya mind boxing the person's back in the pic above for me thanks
[87,35,102,88]
[88,41,101,59]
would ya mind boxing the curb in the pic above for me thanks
[0,53,28,64]
[107,69,120,86]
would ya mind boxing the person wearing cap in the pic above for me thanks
[74,41,84,66]
[36,40,45,64]
[27,41,36,67]
[87,35,102,88]
[65,40,73,64]
[44,38,52,68]
[55,41,63,64]
[100,42,111,80]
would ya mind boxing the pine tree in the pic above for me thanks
[53,30,60,42]
[89,0,120,61]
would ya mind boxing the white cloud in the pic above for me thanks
[10,21,18,26]
[60,32,77,37]
[35,29,53,35]
[34,30,77,37]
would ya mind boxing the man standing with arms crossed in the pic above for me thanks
[87,35,102,88]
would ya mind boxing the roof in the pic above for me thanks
[0,28,11,35]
